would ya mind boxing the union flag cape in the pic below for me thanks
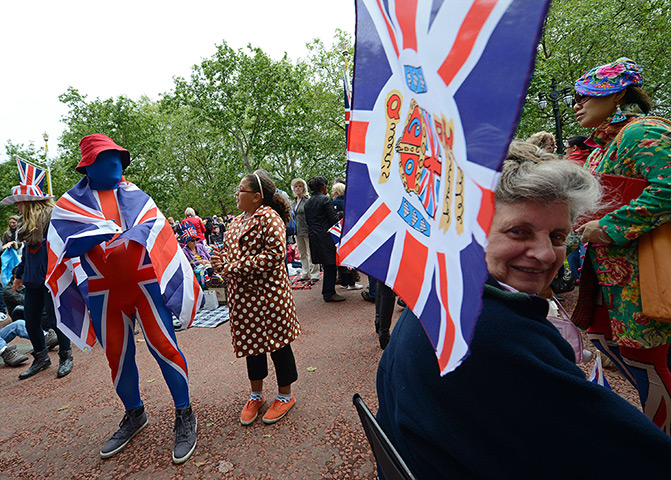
[46,177,203,352]
[339,0,550,374]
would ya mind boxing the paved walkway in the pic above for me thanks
[0,282,399,479]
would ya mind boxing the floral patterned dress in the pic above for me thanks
[222,205,301,357]
[585,104,671,348]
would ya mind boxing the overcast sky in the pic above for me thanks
[0,0,355,163]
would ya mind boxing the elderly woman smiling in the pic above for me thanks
[376,143,671,479]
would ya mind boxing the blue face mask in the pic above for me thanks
[86,150,123,190]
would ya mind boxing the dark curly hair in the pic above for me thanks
[307,176,328,194]
[243,171,291,223]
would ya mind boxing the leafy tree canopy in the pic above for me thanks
[517,0,671,143]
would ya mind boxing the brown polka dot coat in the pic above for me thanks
[222,205,300,357]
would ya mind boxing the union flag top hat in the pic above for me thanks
[0,159,54,206]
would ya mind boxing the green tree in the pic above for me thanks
[54,88,174,207]
[518,0,671,142]
[167,35,350,193]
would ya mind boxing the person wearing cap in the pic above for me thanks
[46,134,201,463]
[572,58,671,434]
[0,166,74,380]
[181,235,211,266]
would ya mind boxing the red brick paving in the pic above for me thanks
[0,283,397,479]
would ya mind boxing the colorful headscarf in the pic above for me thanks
[574,57,643,97]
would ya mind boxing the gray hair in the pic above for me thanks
[496,142,602,224]
[184,207,195,217]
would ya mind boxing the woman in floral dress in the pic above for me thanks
[572,58,671,433]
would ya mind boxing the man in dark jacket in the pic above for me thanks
[304,176,344,302]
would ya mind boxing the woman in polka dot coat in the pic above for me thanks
[214,171,301,425]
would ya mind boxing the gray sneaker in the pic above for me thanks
[172,406,197,464]
[1,345,29,367]
[45,330,58,350]
[100,407,148,459]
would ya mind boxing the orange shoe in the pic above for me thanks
[240,395,265,426]
[262,395,296,424]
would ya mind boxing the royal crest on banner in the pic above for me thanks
[339,0,550,374]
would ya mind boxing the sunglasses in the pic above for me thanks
[573,93,592,106]
[236,187,255,194]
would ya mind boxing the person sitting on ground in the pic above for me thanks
[3,268,25,321]
[209,224,224,245]
[564,135,593,165]
[0,318,57,367]
[0,320,30,367]
[527,130,556,153]
[376,144,671,478]
[181,236,211,267]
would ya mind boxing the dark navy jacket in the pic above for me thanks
[15,237,48,289]
[377,278,671,479]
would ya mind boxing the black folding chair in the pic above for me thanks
[352,393,416,480]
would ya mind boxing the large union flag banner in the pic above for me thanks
[339,0,550,375]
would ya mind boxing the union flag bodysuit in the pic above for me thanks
[47,181,203,410]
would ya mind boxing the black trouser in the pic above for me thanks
[322,264,337,299]
[246,344,297,388]
[375,281,396,336]
[24,285,70,352]
[339,267,355,287]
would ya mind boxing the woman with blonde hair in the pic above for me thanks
[290,178,319,282]
[527,130,556,153]
[0,186,73,380]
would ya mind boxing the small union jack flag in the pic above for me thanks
[329,219,343,244]
[339,0,550,374]
[589,352,612,389]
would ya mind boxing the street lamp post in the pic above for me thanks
[43,132,49,162]
[537,79,573,155]
[42,132,52,195]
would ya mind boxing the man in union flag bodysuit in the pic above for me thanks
[46,134,202,464]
